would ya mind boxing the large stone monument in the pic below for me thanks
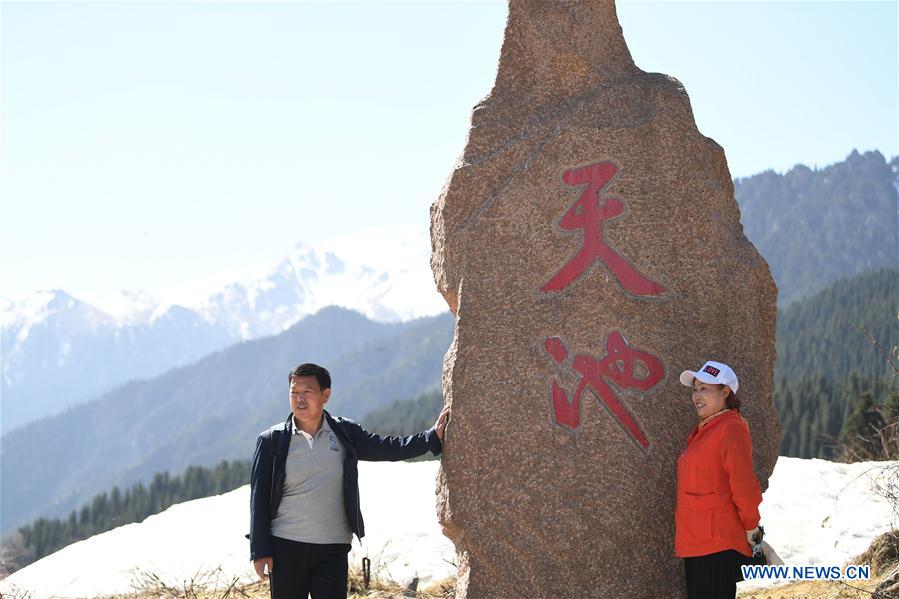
[430,1,781,597]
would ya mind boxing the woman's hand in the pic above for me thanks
[746,527,761,547]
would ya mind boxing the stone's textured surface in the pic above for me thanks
[430,0,780,597]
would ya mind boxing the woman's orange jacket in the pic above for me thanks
[675,409,762,558]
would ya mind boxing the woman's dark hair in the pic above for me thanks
[724,387,741,410]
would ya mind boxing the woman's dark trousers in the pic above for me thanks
[684,549,745,599]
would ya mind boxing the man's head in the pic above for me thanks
[288,363,332,427]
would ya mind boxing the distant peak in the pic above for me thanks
[81,289,165,325]
[28,289,78,308]
[846,148,885,165]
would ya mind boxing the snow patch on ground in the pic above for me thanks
[0,462,454,599]
[1,458,894,598]
[738,457,895,591]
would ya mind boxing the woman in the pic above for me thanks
[675,360,763,599]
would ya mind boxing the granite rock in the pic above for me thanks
[430,0,780,597]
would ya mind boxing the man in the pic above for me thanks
[249,362,449,599]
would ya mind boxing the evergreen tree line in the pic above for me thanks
[361,388,444,462]
[362,389,443,437]
[775,372,897,459]
[7,459,249,571]
[774,268,897,382]
[773,269,897,461]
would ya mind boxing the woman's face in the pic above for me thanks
[691,379,729,419]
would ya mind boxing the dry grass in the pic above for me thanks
[738,577,883,599]
[112,565,455,599]
[854,530,899,577]
[118,563,896,599]
[119,570,896,599]
[738,531,899,599]
[4,568,896,599]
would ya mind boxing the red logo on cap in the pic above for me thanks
[702,365,721,377]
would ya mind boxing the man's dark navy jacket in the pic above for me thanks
[249,410,442,561]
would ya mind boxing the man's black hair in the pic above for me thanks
[288,363,331,391]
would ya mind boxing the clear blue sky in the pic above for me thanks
[2,1,896,304]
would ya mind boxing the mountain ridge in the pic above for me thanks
[0,306,454,533]
[734,149,898,305]
[1,228,445,433]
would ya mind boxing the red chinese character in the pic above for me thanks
[544,332,664,449]
[542,162,665,297]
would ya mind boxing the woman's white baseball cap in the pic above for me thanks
[679,360,739,394]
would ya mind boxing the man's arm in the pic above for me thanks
[348,407,449,461]
[249,431,275,564]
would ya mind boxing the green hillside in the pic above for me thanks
[774,269,898,458]
[776,268,897,382]
[362,389,444,437]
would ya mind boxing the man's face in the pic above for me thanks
[289,375,330,423]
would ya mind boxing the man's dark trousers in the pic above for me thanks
[270,536,351,599]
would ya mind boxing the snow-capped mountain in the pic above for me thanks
[0,290,236,434]
[84,289,172,325]
[194,227,446,339]
[1,227,446,434]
